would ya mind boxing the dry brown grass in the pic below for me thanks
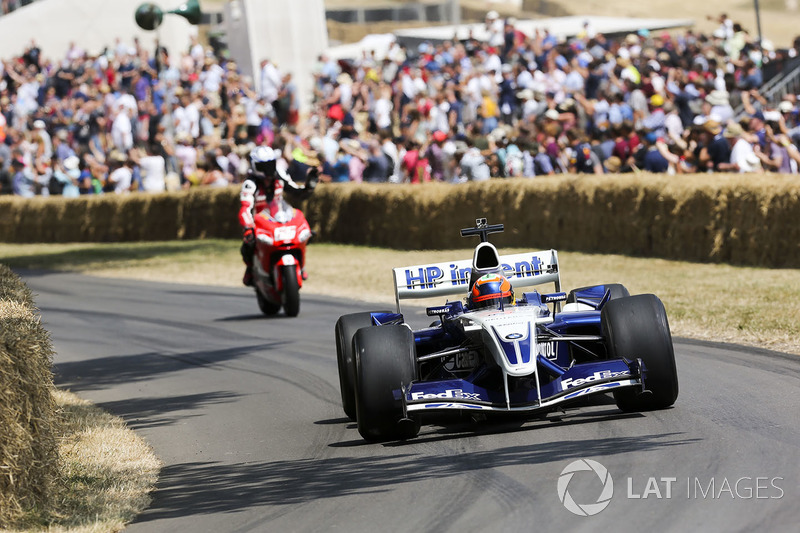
[0,265,159,533]
[3,390,161,533]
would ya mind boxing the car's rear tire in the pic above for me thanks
[567,283,630,304]
[602,294,678,411]
[354,325,420,441]
[256,289,281,315]
[335,311,389,420]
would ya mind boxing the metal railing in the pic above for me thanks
[761,64,800,104]
[733,60,800,118]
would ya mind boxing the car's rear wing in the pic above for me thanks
[392,250,561,312]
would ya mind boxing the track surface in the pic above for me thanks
[20,271,800,532]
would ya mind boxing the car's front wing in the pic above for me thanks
[403,358,644,414]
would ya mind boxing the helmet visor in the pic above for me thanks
[254,159,277,175]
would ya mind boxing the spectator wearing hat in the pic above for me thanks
[50,155,81,197]
[604,155,622,174]
[725,122,762,173]
[641,93,667,138]
[637,132,668,173]
[32,119,52,161]
[485,11,504,49]
[106,152,134,193]
[340,138,366,182]
[706,90,734,125]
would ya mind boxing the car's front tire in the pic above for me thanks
[335,312,389,420]
[354,325,420,441]
[602,294,679,411]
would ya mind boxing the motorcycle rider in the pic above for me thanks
[239,145,316,286]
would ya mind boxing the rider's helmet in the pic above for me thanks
[469,273,514,310]
[250,145,278,177]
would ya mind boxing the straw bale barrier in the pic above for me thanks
[1,173,800,267]
[0,265,57,527]
[302,174,800,267]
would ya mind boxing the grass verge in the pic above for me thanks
[5,390,160,533]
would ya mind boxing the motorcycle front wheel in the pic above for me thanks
[281,264,301,317]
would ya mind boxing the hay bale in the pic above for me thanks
[5,174,800,267]
[0,266,57,528]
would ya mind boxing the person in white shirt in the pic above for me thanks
[173,93,200,140]
[111,107,134,153]
[260,59,281,104]
[200,60,224,93]
[107,156,133,194]
[485,11,505,48]
[726,122,763,173]
[32,120,52,161]
[139,146,166,192]
[373,83,394,132]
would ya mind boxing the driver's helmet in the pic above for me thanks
[469,273,514,310]
[250,145,278,176]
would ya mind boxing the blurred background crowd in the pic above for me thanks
[3,9,800,198]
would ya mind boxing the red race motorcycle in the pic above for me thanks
[253,198,313,317]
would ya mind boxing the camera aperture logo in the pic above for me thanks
[557,459,614,516]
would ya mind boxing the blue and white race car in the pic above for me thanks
[336,219,678,441]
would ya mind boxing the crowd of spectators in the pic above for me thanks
[3,11,800,198]
[305,11,800,183]
[0,34,277,197]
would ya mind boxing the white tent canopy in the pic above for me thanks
[0,0,197,62]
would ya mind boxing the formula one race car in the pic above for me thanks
[335,219,679,441]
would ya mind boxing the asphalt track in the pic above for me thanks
[19,270,800,532]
